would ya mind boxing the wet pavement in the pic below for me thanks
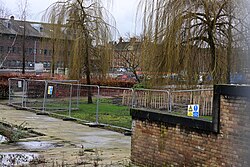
[0,104,131,166]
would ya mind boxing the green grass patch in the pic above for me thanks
[43,97,212,129]
[60,101,132,129]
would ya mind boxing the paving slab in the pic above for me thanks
[0,104,131,166]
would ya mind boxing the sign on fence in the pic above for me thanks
[18,81,22,88]
[187,104,199,118]
[48,86,53,95]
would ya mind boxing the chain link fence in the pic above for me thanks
[9,78,214,130]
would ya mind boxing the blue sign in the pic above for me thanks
[194,105,198,112]
[48,86,53,95]
[187,104,199,118]
[193,111,199,117]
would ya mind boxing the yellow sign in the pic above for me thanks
[187,105,193,117]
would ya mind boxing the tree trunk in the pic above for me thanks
[84,31,93,104]
[133,69,141,83]
[226,5,233,84]
[22,21,26,74]
[208,29,217,83]
[51,40,55,77]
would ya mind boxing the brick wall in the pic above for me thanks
[131,85,250,167]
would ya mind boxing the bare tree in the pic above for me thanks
[139,0,248,85]
[17,0,29,74]
[0,1,11,18]
[115,37,142,83]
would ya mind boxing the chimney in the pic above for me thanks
[119,37,123,43]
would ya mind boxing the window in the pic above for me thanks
[39,49,43,55]
[7,47,11,53]
[12,47,16,53]
[29,48,33,55]
[0,46,4,53]
[17,47,21,54]
[9,35,15,39]
[16,61,21,67]
[43,62,47,67]
[44,49,48,55]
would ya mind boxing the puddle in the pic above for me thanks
[0,134,7,143]
[17,141,56,151]
[0,152,38,166]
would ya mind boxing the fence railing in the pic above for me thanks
[132,89,171,111]
[9,78,214,131]
[170,89,213,116]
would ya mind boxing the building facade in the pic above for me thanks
[0,16,70,71]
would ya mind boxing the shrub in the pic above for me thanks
[80,77,136,88]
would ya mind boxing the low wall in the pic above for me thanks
[130,85,250,167]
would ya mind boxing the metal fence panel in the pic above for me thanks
[98,86,133,130]
[170,89,213,116]
[8,78,214,130]
[8,78,26,108]
[24,80,46,110]
[43,81,72,113]
[133,89,170,111]
[69,85,100,123]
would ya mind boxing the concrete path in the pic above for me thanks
[0,104,131,166]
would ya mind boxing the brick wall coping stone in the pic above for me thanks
[130,108,214,133]
[214,84,250,98]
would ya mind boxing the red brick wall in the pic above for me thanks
[131,96,250,166]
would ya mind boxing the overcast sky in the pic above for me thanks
[1,0,141,40]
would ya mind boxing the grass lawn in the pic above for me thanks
[59,99,132,129]
[44,97,212,129]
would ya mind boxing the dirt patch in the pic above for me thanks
[0,121,43,143]
[0,122,132,166]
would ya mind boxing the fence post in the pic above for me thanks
[68,84,73,117]
[21,79,26,108]
[42,81,48,112]
[76,83,80,109]
[168,90,172,112]
[24,80,28,108]
[8,78,11,105]
[96,86,100,124]
[131,88,135,108]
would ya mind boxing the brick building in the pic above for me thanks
[112,37,142,71]
[0,16,71,71]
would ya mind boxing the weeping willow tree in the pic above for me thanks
[43,0,114,103]
[139,0,248,85]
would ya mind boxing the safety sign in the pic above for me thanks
[18,81,22,88]
[48,86,53,95]
[187,104,199,118]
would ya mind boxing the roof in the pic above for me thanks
[114,41,141,51]
[0,17,69,39]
